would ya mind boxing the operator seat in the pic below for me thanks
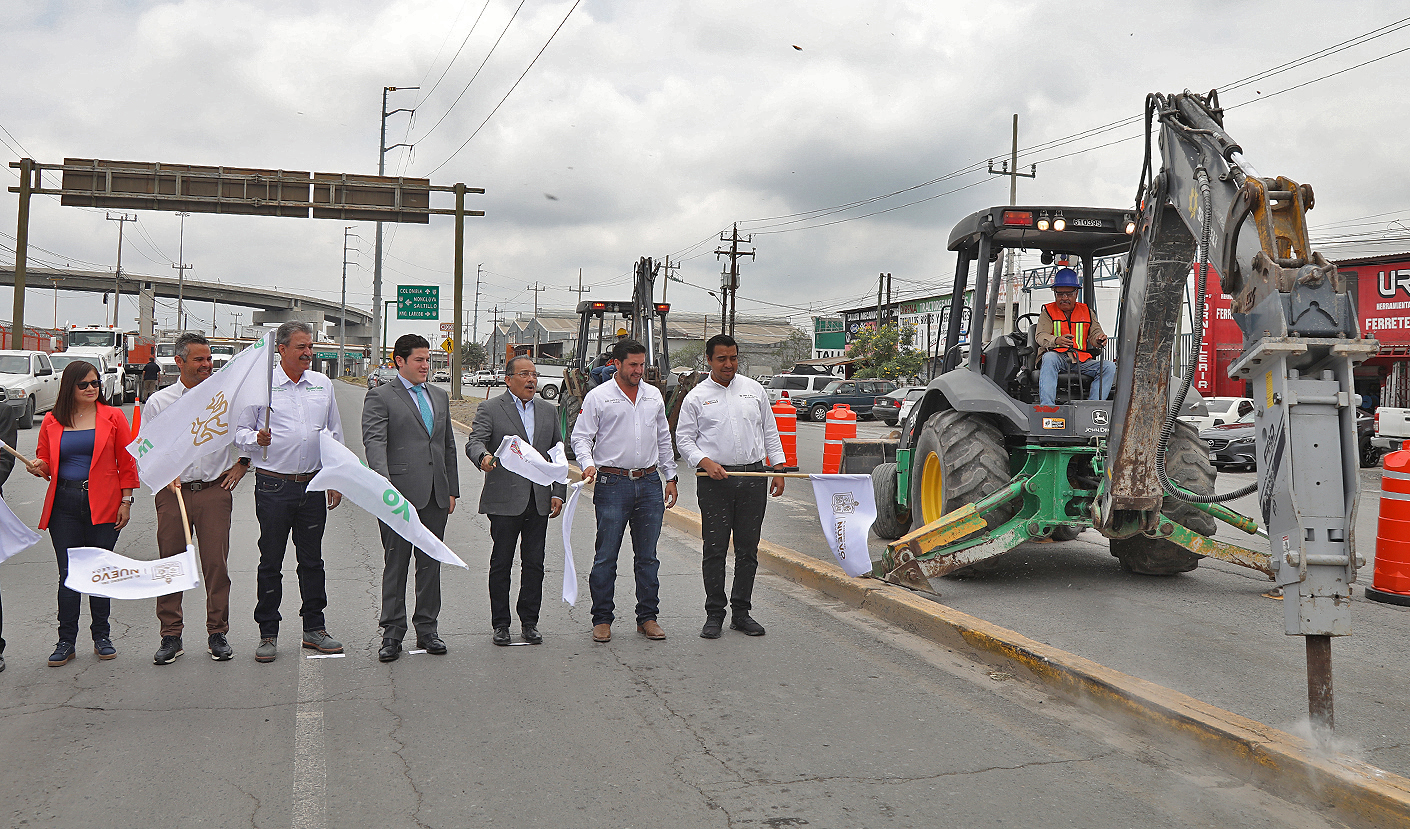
[1023,323,1094,404]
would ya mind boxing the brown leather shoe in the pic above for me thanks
[592,623,611,643]
[637,619,666,640]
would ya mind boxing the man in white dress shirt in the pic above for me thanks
[675,334,786,639]
[571,339,678,643]
[147,333,251,665]
[234,321,344,663]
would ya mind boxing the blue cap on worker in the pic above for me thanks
[1053,267,1080,288]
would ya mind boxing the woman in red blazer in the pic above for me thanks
[29,359,139,667]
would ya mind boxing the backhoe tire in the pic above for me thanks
[909,409,1017,575]
[1049,525,1083,541]
[870,462,910,540]
[560,394,581,462]
[1109,420,1216,575]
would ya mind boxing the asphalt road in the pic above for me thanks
[0,383,1351,828]
[716,417,1410,783]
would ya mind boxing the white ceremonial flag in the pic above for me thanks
[65,545,200,599]
[0,495,41,564]
[495,434,569,486]
[560,480,587,605]
[126,332,276,490]
[307,431,468,569]
[809,474,878,578]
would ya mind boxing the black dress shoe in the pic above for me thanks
[522,626,543,645]
[417,635,447,655]
[492,627,512,646]
[700,618,723,639]
[378,638,401,662]
[730,615,767,636]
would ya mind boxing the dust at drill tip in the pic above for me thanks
[870,89,1371,734]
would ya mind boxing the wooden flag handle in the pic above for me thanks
[0,441,38,469]
[172,483,195,548]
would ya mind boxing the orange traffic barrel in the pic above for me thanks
[1369,442,1410,606]
[130,402,142,436]
[823,404,857,474]
[773,399,798,471]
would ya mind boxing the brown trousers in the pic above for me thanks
[155,484,233,637]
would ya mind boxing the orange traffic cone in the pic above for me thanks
[1368,442,1410,606]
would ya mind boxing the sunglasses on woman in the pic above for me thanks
[75,380,102,390]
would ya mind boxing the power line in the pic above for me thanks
[424,0,581,176]
[415,0,495,108]
[413,0,528,146]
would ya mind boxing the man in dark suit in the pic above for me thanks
[362,334,459,663]
[466,356,565,646]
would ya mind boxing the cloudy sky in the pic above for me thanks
[2,1,1407,342]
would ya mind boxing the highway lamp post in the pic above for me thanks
[173,211,191,330]
[340,226,354,377]
[372,85,418,384]
[381,299,396,367]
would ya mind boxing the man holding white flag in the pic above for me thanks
[234,321,345,664]
[362,334,459,663]
[466,355,564,647]
[143,333,250,665]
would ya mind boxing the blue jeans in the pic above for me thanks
[49,483,119,644]
[253,474,329,638]
[589,471,665,626]
[1039,351,1115,405]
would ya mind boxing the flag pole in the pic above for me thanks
[0,440,38,471]
[694,470,812,478]
[172,483,194,548]
[262,331,275,462]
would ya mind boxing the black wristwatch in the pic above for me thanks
[238,457,251,467]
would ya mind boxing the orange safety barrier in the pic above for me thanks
[772,399,798,471]
[822,404,856,474]
[1369,442,1410,606]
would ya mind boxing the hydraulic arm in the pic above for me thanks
[1099,90,1377,731]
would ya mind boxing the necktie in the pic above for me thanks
[412,385,434,435]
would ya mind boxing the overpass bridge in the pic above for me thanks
[0,267,374,343]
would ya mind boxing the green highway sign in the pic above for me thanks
[397,284,440,320]
[314,351,340,359]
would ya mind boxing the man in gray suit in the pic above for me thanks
[363,334,459,663]
[466,355,565,646]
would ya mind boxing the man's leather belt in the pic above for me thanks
[256,469,317,483]
[181,479,221,491]
[599,465,657,480]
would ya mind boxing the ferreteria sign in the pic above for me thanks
[397,285,439,320]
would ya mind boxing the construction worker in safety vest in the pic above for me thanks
[1035,267,1115,406]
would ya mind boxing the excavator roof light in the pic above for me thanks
[1001,210,1033,227]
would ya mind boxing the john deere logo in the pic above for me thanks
[1092,410,1108,426]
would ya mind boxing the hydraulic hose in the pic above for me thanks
[1155,167,1257,504]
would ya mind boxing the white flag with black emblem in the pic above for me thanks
[808,474,877,577]
[64,545,200,599]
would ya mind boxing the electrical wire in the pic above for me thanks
[423,0,581,176]
[416,0,495,108]
[413,0,528,146]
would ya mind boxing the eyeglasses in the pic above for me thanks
[1053,290,1078,297]
[75,380,102,390]
[511,371,540,379]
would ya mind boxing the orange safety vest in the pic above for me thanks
[1044,301,1094,363]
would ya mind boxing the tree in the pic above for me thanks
[845,322,923,381]
[460,341,488,371]
[672,339,705,371]
[774,327,813,371]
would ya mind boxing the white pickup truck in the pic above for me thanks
[0,350,60,428]
[1375,406,1410,453]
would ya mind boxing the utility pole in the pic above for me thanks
[714,223,754,338]
[527,282,548,357]
[471,263,483,346]
[172,212,192,330]
[660,256,678,302]
[876,273,884,332]
[340,226,355,377]
[565,268,592,303]
[372,85,419,376]
[106,213,137,328]
[987,114,1036,338]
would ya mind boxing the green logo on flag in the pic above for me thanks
[383,488,410,521]
[136,438,154,457]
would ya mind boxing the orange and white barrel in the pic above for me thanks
[773,399,798,471]
[1369,442,1410,606]
[822,404,857,474]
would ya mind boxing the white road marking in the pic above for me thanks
[292,651,327,829]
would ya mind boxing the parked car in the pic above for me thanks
[0,350,60,428]
[1202,409,1379,470]
[50,352,122,406]
[470,370,496,387]
[535,365,565,400]
[792,379,898,423]
[431,369,450,383]
[873,386,926,427]
[766,373,837,404]
[367,366,399,389]
[1179,396,1254,432]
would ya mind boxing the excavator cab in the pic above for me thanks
[869,204,1223,583]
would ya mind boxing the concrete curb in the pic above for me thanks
[657,503,1410,829]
